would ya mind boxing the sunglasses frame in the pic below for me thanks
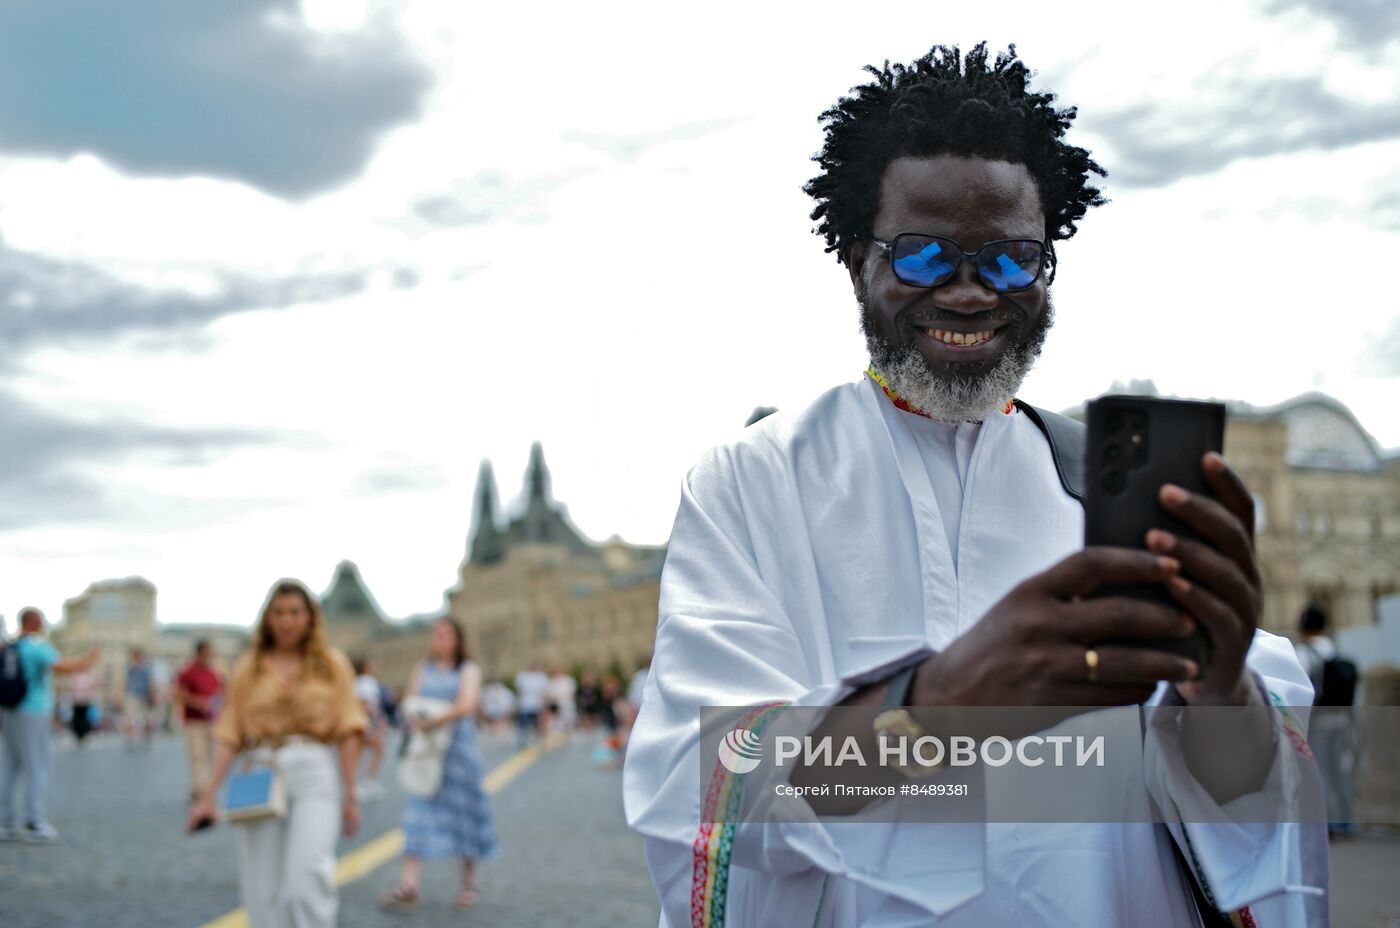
[870,233,1057,291]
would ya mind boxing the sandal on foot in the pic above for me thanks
[454,886,480,908]
[379,884,419,912]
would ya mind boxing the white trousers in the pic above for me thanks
[236,742,340,928]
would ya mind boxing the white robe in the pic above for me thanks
[623,372,1328,927]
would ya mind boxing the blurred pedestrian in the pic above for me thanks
[376,676,398,730]
[0,608,99,842]
[174,639,223,802]
[380,618,497,911]
[185,580,366,928]
[545,666,577,739]
[66,664,101,747]
[592,674,626,767]
[122,648,157,748]
[513,659,549,747]
[575,672,600,731]
[352,655,386,803]
[480,679,515,736]
[1297,604,1360,838]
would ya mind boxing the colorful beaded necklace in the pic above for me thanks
[866,364,1014,418]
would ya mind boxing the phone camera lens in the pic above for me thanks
[1103,442,1122,463]
[1106,413,1123,432]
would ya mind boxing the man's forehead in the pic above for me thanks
[877,155,1043,230]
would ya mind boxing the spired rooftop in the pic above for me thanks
[327,441,664,689]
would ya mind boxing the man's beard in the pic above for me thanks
[861,295,1055,423]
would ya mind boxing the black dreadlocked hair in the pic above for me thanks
[804,42,1106,262]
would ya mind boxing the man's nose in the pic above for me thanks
[931,259,998,314]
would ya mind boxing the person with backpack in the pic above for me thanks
[1,608,99,842]
[1296,604,1359,838]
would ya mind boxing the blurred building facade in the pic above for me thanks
[330,443,665,690]
[1229,394,1399,633]
[51,577,249,705]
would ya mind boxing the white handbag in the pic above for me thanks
[396,696,454,798]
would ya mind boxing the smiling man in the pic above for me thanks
[623,44,1326,927]
[856,155,1053,422]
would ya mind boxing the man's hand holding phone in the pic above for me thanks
[1149,451,1275,803]
[1148,451,1262,708]
[915,397,1264,712]
[913,548,1200,710]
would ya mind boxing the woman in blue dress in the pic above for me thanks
[380,617,498,910]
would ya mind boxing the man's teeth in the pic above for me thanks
[926,328,996,346]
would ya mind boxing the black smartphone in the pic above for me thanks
[1083,395,1226,672]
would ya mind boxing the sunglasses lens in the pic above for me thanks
[976,241,1043,291]
[891,235,957,287]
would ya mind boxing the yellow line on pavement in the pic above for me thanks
[196,741,546,928]
[483,740,544,792]
[198,912,249,928]
[334,828,405,885]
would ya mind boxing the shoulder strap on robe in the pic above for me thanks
[1013,400,1086,503]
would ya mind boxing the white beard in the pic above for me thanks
[863,302,1053,423]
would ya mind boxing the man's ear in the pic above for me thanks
[843,242,869,297]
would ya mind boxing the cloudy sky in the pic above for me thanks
[2,0,1397,632]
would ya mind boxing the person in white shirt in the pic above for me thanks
[623,42,1325,928]
[352,656,387,802]
[513,660,550,747]
[479,680,516,736]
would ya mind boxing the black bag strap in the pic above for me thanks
[1135,709,1234,928]
[1015,400,1086,503]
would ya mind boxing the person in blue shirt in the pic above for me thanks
[1,608,99,842]
[123,647,157,747]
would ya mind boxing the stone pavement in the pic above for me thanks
[0,726,659,927]
[3,726,1399,926]
[338,729,658,928]
[1329,830,1400,928]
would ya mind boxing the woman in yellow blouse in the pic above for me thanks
[185,579,366,928]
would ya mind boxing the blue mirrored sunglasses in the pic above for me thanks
[871,233,1054,292]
